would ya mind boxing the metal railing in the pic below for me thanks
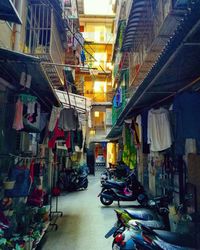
[25,3,65,85]
[82,32,113,44]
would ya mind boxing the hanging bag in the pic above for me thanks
[5,164,31,197]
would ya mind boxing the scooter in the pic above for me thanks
[68,168,88,191]
[98,172,148,206]
[58,167,88,192]
[112,220,196,250]
[105,195,170,239]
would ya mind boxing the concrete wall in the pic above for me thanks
[0,1,27,52]
[0,22,13,49]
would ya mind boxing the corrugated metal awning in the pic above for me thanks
[0,0,22,24]
[121,0,148,52]
[0,48,60,109]
[55,89,92,114]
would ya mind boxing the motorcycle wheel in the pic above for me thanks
[83,179,88,189]
[100,195,113,206]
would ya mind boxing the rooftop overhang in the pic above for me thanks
[0,48,60,109]
[92,102,112,107]
[121,0,188,53]
[121,0,147,52]
[0,0,22,24]
[106,125,122,140]
[115,0,200,125]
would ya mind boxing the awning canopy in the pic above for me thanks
[0,48,60,109]
[121,0,147,52]
[55,89,92,114]
[106,125,122,140]
[116,0,200,125]
[0,0,22,24]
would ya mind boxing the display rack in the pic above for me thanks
[49,194,63,230]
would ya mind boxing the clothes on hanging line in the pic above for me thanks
[81,50,86,66]
[156,92,200,154]
[23,102,41,127]
[136,115,142,143]
[147,107,172,152]
[173,91,200,154]
[48,106,62,132]
[58,108,79,131]
[12,96,41,131]
[73,32,84,50]
[12,98,24,130]
[141,109,150,154]
[48,120,71,149]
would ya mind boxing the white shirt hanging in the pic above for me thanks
[147,108,172,152]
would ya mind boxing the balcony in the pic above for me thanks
[82,32,113,44]
[25,3,65,87]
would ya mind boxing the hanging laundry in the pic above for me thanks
[73,32,84,50]
[48,120,65,148]
[80,50,86,66]
[136,115,142,143]
[58,108,79,131]
[23,102,41,131]
[173,91,200,154]
[147,107,172,152]
[130,119,140,146]
[141,109,150,154]
[12,98,24,130]
[48,106,62,132]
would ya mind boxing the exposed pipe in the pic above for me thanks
[14,0,23,51]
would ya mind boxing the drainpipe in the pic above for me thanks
[14,0,23,51]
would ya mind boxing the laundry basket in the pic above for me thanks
[3,179,15,190]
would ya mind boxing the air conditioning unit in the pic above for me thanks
[19,132,37,155]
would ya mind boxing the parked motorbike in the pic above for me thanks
[100,168,115,185]
[101,163,129,186]
[112,220,196,250]
[68,168,88,191]
[58,166,88,192]
[98,172,148,206]
[105,195,170,239]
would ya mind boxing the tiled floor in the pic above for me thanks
[40,174,118,250]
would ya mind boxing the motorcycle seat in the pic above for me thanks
[125,209,158,221]
[129,220,165,229]
[153,230,196,248]
[106,180,125,187]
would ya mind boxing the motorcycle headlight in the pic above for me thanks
[148,200,156,206]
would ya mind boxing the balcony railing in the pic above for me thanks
[82,32,113,44]
[25,3,65,87]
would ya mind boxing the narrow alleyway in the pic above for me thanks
[40,174,115,250]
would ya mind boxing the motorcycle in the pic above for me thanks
[112,220,196,250]
[105,195,170,239]
[58,167,88,192]
[98,172,148,206]
[68,168,88,191]
[100,163,130,186]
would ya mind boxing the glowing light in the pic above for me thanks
[93,81,107,93]
[84,0,114,15]
[94,111,100,117]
